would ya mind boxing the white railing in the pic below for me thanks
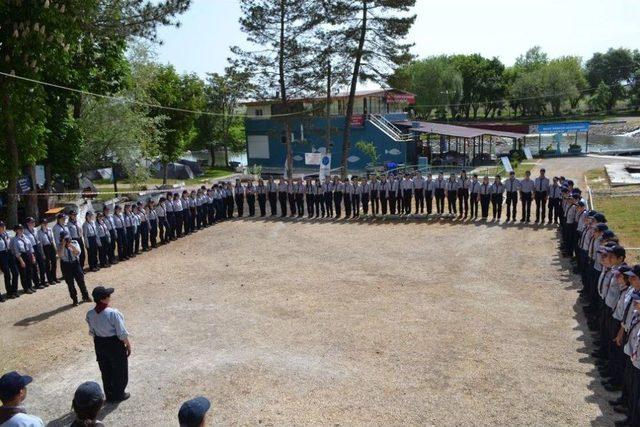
[369,114,413,142]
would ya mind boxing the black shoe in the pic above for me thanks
[610,397,625,406]
[613,405,628,414]
[55,279,61,284]
[0,295,5,302]
[24,288,34,294]
[72,299,79,307]
[108,392,131,403]
[82,296,93,303]
[604,384,621,392]
[614,418,630,426]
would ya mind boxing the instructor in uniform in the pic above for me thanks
[86,286,131,403]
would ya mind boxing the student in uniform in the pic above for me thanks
[10,224,37,295]
[548,177,562,224]
[225,183,235,219]
[370,176,380,216]
[457,170,470,219]
[102,207,118,264]
[490,175,505,221]
[445,173,459,216]
[396,175,404,214]
[180,191,190,234]
[58,231,91,306]
[469,174,480,219]
[213,185,224,221]
[278,178,289,218]
[246,181,257,217]
[388,175,398,215]
[333,177,343,218]
[0,371,44,427]
[479,176,491,220]
[0,221,19,299]
[287,178,296,217]
[424,173,435,215]
[504,171,519,222]
[267,177,278,216]
[257,179,268,217]
[362,178,371,215]
[131,205,141,254]
[344,178,353,218]
[83,212,101,272]
[353,178,362,218]
[315,179,325,218]
[147,200,158,248]
[412,172,424,214]
[37,218,57,285]
[380,175,389,215]
[70,381,106,427]
[519,170,534,222]
[187,191,197,232]
[206,189,215,226]
[155,199,168,245]
[68,210,86,270]
[234,180,245,218]
[123,205,135,257]
[534,168,550,224]
[401,174,412,215]
[178,396,211,427]
[172,194,183,238]
[434,173,446,215]
[295,179,305,217]
[23,217,46,289]
[305,179,315,218]
[323,177,334,217]
[95,213,111,269]
[86,286,131,403]
[164,193,175,240]
[138,203,149,251]
[112,206,127,261]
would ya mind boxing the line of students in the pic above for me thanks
[227,168,561,223]
[0,184,240,305]
[559,182,640,426]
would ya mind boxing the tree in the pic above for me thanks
[514,46,548,72]
[449,54,505,119]
[355,140,378,167]
[330,0,416,177]
[233,0,321,178]
[630,69,640,112]
[543,56,587,115]
[586,48,640,111]
[510,69,547,116]
[193,68,252,166]
[588,81,613,113]
[388,57,462,120]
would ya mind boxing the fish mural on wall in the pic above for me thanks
[385,149,401,156]
[293,155,304,161]
[347,155,360,163]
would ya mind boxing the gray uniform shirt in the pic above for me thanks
[86,307,129,340]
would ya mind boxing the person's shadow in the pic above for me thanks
[46,402,120,426]
[14,304,77,327]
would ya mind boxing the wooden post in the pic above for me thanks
[538,133,542,153]
[463,138,467,166]
[585,131,589,153]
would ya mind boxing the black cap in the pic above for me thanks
[624,265,640,279]
[609,245,627,258]
[595,223,609,232]
[56,212,66,219]
[72,381,104,408]
[91,286,114,302]
[577,201,586,207]
[24,217,35,224]
[69,210,77,215]
[13,224,23,231]
[593,213,607,223]
[587,210,598,217]
[602,230,616,239]
[0,221,5,227]
[0,371,33,401]
[571,193,581,200]
[179,396,211,427]
[39,218,47,225]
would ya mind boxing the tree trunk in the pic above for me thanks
[112,162,119,197]
[341,0,367,178]
[325,55,332,152]
[25,163,38,219]
[2,85,20,226]
[278,0,292,178]
[162,162,168,185]
[224,145,229,167]
[209,144,216,167]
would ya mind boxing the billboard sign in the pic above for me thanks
[532,122,590,133]
[305,152,322,165]
[350,114,365,127]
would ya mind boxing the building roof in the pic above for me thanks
[395,121,527,139]
[243,89,416,107]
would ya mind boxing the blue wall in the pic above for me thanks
[245,113,410,171]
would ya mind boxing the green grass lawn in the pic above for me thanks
[94,166,237,190]
[593,195,640,263]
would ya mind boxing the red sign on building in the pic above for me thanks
[385,93,416,104]
[350,114,365,127]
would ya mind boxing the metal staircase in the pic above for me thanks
[368,114,413,142]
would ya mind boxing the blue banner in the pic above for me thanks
[535,122,590,133]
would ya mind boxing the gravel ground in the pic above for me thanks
[0,210,619,426]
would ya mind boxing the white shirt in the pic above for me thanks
[0,411,44,427]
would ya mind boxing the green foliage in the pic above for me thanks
[588,81,613,112]
[355,140,379,167]
[586,48,640,111]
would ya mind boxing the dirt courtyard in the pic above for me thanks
[0,216,617,425]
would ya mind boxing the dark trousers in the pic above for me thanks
[94,336,128,401]
[279,193,288,217]
[116,228,126,260]
[268,192,277,216]
[402,190,411,214]
[99,237,110,267]
[362,194,370,214]
[389,193,396,215]
[333,192,342,217]
[226,197,234,218]
[435,189,445,213]
[306,194,315,217]
[447,190,457,214]
[248,194,256,216]
[166,212,175,239]
[457,189,469,216]
[61,260,88,301]
[470,193,479,217]
[534,191,547,222]
[17,253,35,291]
[157,217,167,243]
[371,191,379,215]
[75,238,86,270]
[520,192,532,221]
[344,193,351,217]
[505,192,518,220]
[87,236,99,269]
[34,246,47,285]
[315,194,325,217]
[381,193,388,214]
[352,194,360,216]
[491,194,503,219]
[414,189,424,213]
[425,191,433,214]
[149,219,157,247]
[258,194,267,216]
[288,193,296,216]
[125,227,135,256]
[140,222,149,250]
[0,251,19,295]
[42,244,57,283]
[108,230,117,263]
[480,194,491,218]
[548,198,561,223]
[174,211,183,237]
[235,195,244,217]
[296,194,304,216]
[396,191,403,213]
[325,192,334,216]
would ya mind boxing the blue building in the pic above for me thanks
[243,89,417,175]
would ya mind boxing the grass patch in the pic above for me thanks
[93,166,236,190]
[593,195,640,263]
[584,168,611,191]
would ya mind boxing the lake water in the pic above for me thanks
[497,134,639,156]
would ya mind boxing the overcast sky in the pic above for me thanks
[156,0,640,80]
